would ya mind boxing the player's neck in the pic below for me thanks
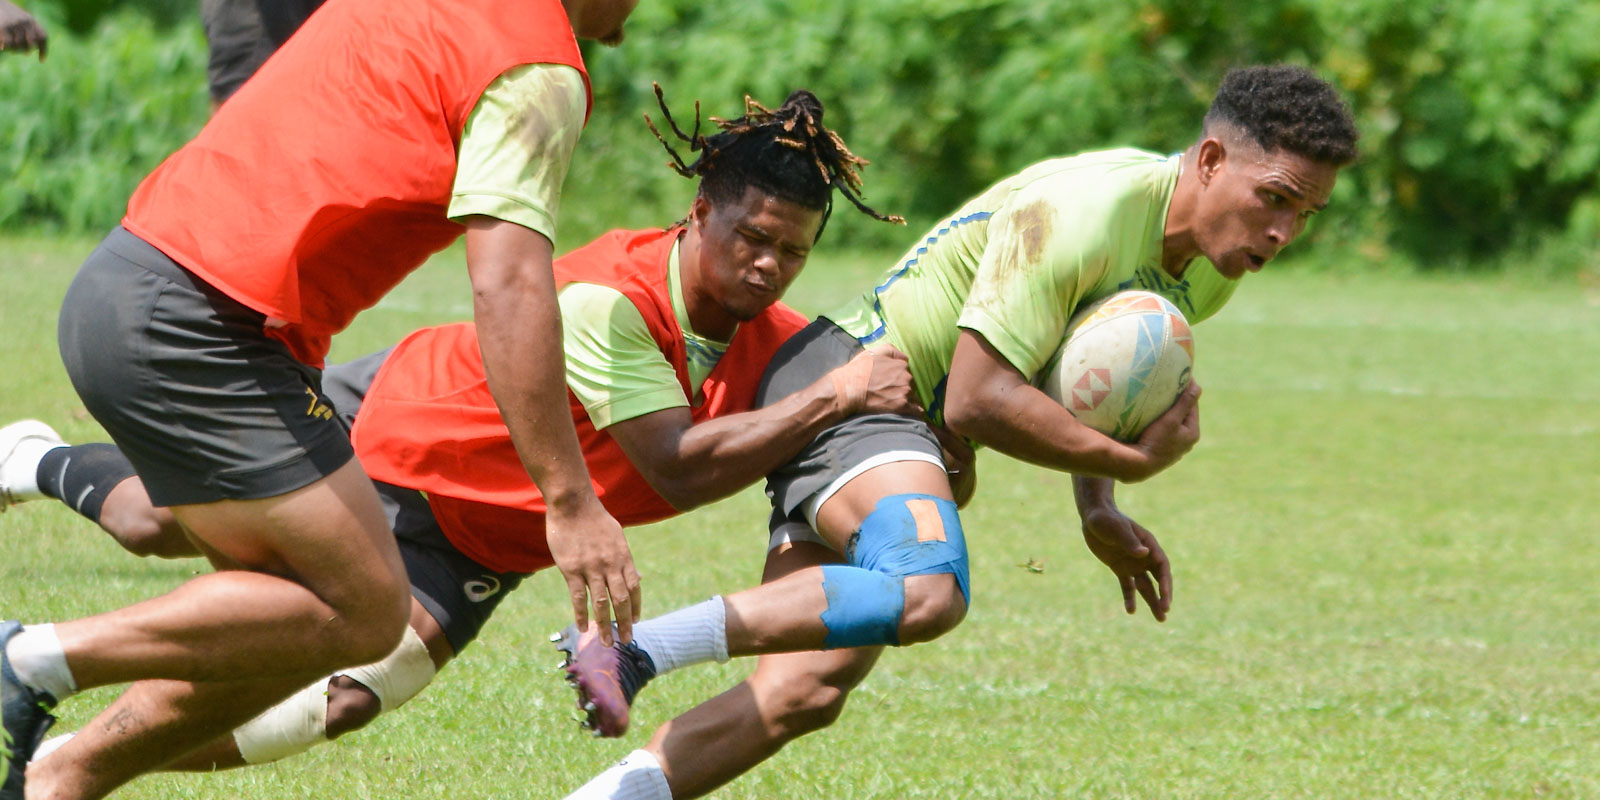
[1160,150,1202,278]
[676,226,738,340]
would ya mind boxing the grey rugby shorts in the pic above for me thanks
[757,319,945,543]
[58,226,354,507]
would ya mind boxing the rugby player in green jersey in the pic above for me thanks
[561,64,1361,800]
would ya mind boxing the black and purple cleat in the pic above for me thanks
[551,623,657,738]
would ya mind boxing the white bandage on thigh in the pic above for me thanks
[338,624,436,713]
[234,676,332,764]
[234,626,436,764]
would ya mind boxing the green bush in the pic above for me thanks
[0,11,209,233]
[3,0,1596,271]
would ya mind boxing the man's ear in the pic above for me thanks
[688,194,712,229]
[1195,136,1227,186]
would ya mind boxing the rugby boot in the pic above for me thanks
[0,420,64,512]
[2,621,58,800]
[552,624,656,738]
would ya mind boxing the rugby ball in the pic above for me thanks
[1037,291,1194,441]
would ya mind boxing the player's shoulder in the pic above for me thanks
[1006,148,1176,205]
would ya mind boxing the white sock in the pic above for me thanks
[628,596,728,675]
[1,438,65,502]
[563,749,672,800]
[6,623,79,701]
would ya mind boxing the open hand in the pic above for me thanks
[545,499,641,646]
[1079,506,1171,621]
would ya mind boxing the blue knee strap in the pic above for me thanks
[851,494,970,604]
[816,494,970,650]
[819,566,903,649]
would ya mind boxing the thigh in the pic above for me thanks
[168,459,405,613]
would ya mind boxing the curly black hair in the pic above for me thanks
[1204,64,1360,166]
[646,84,903,239]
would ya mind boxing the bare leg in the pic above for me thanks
[720,460,967,655]
[646,541,884,798]
[159,596,457,771]
[95,477,200,560]
[24,458,411,799]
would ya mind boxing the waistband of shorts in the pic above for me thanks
[102,226,225,298]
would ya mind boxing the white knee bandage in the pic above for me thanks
[338,624,436,712]
[234,675,332,764]
[234,626,436,764]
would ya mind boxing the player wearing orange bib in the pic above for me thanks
[0,90,913,776]
[0,0,641,796]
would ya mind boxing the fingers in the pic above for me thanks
[589,579,615,646]
[607,569,638,645]
[566,575,590,639]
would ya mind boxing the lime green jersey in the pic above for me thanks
[560,239,731,429]
[827,148,1237,425]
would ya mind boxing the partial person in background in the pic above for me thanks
[0,0,46,59]
[201,0,324,108]
[0,1,642,798]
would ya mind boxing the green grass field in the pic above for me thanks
[2,236,1598,799]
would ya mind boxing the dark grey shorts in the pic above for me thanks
[58,227,354,507]
[758,319,944,531]
[298,348,525,654]
[373,481,527,654]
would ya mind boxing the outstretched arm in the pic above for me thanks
[465,217,638,646]
[943,328,1200,482]
[605,346,920,511]
[0,0,47,59]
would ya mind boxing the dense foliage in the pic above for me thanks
[2,0,1596,269]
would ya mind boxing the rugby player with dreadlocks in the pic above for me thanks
[0,87,910,773]
[561,64,1361,799]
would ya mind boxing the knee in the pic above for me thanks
[335,580,412,666]
[752,674,857,742]
[103,513,192,559]
[897,574,967,644]
[324,676,383,739]
[338,612,409,667]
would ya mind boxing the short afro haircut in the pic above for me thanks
[1204,64,1360,166]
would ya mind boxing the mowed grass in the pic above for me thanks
[2,235,1598,799]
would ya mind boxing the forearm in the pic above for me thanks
[657,378,849,509]
[945,332,1152,481]
[1072,475,1117,515]
[950,383,1144,480]
[473,268,597,511]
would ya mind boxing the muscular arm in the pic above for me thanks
[606,348,918,511]
[944,329,1197,482]
[465,217,638,643]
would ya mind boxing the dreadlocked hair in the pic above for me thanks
[646,83,904,239]
[1204,64,1360,166]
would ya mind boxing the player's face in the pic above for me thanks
[566,0,638,46]
[1194,142,1339,280]
[689,187,823,328]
